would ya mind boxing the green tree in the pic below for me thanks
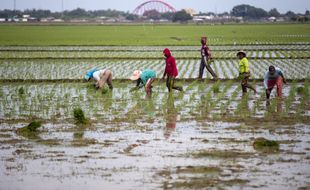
[172,10,192,22]
[268,8,280,17]
[231,4,268,19]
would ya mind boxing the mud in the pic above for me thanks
[0,81,309,189]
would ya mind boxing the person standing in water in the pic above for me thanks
[161,48,183,93]
[198,37,217,80]
[237,50,257,95]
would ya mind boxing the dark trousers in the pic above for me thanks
[198,58,217,79]
[166,76,182,92]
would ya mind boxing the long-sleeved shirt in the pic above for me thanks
[163,48,178,77]
[239,57,249,74]
[264,67,284,89]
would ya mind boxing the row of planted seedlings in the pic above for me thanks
[0,50,309,59]
[0,81,309,124]
[2,58,309,81]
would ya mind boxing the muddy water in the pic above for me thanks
[0,82,309,190]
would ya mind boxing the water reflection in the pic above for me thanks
[164,95,178,139]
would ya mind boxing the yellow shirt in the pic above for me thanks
[239,57,249,74]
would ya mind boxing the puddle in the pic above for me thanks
[0,81,309,189]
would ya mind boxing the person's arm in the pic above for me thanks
[277,69,287,84]
[161,63,167,81]
[206,46,212,61]
[130,79,143,92]
[244,59,249,73]
[171,58,177,78]
[201,46,208,63]
[264,72,269,89]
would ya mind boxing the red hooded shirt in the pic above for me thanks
[163,48,178,77]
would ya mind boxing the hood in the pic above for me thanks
[163,48,171,58]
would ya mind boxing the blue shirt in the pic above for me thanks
[84,68,98,80]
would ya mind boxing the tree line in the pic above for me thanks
[0,4,308,22]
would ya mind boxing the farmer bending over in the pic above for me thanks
[237,50,257,95]
[129,69,156,97]
[161,48,183,92]
[264,65,286,100]
[84,68,113,90]
[199,37,217,79]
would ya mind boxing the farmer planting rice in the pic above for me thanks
[237,50,257,95]
[198,37,217,79]
[129,69,156,97]
[161,48,183,92]
[264,65,287,100]
[84,68,113,90]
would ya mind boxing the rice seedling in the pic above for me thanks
[16,120,42,139]
[73,107,89,125]
[253,137,279,153]
[284,81,297,115]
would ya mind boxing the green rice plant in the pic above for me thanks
[207,80,233,118]
[235,93,251,118]
[219,61,229,79]
[18,87,25,96]
[220,85,240,116]
[297,80,309,116]
[296,86,305,94]
[211,81,221,93]
[16,121,42,139]
[187,80,198,91]
[73,107,89,125]
[284,81,297,115]
[264,99,274,118]
[253,137,279,153]
[101,87,109,94]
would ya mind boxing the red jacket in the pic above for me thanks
[163,48,178,77]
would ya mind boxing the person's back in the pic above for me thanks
[239,57,249,74]
[140,69,156,85]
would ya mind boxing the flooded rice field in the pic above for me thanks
[0,44,309,189]
[0,81,309,190]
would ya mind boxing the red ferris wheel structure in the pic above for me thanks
[133,0,176,15]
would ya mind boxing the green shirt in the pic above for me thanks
[139,69,156,87]
[239,57,249,74]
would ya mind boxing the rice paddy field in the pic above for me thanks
[0,24,310,190]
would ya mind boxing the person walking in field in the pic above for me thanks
[264,65,287,100]
[84,68,113,90]
[129,69,156,97]
[237,50,257,95]
[161,48,183,92]
[199,37,217,80]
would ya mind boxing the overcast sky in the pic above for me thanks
[0,0,309,14]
